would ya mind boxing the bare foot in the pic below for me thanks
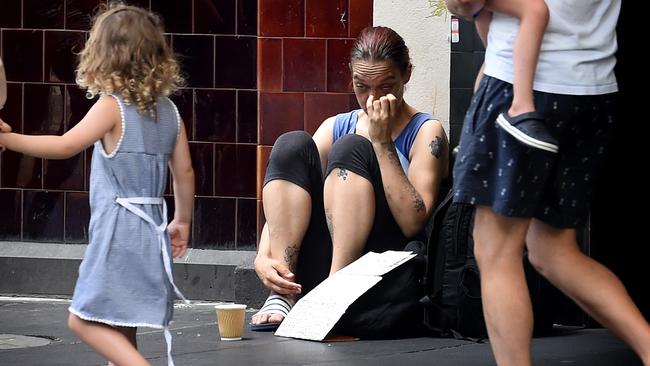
[251,312,286,325]
[251,293,295,325]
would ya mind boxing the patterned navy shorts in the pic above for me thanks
[453,76,617,228]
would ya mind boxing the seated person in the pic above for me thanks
[251,26,449,335]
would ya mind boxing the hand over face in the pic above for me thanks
[366,94,397,144]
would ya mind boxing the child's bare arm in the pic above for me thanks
[0,96,118,159]
[168,121,194,257]
[0,119,11,151]
[486,0,548,114]
[485,0,548,27]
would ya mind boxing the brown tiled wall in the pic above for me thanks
[256,0,372,236]
[0,0,372,250]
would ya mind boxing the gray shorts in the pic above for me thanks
[453,76,617,228]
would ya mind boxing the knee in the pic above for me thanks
[330,134,372,156]
[327,134,375,175]
[473,234,525,271]
[275,131,313,153]
[473,238,496,270]
[526,234,579,277]
[68,313,83,335]
[473,225,504,268]
[526,243,545,275]
[270,130,316,161]
[268,130,317,168]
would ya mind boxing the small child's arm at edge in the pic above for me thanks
[0,95,119,159]
[485,0,548,23]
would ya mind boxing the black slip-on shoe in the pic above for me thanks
[496,111,559,153]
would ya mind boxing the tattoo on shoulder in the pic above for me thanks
[337,168,348,181]
[429,136,443,159]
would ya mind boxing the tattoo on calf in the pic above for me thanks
[337,168,348,181]
[325,209,334,238]
[429,136,443,159]
[284,244,299,271]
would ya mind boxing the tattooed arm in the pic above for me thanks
[375,130,448,237]
[367,95,449,237]
[405,120,449,226]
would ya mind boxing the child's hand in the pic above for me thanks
[168,220,190,258]
[0,119,10,132]
[0,118,12,152]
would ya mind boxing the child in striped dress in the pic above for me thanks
[0,3,194,365]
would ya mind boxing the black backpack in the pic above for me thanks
[420,185,554,340]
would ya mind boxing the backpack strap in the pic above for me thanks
[422,187,454,299]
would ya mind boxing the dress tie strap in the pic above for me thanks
[115,196,189,366]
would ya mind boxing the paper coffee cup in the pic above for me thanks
[215,304,246,341]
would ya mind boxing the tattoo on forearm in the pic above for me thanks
[325,209,334,238]
[284,244,299,271]
[429,136,443,159]
[381,142,400,167]
[337,168,348,181]
[413,192,425,212]
[379,141,425,213]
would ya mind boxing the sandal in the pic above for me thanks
[250,294,293,332]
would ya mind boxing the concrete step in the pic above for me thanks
[0,242,267,308]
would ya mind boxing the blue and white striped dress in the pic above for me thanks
[69,94,186,364]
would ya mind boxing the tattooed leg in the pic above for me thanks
[337,168,348,181]
[325,208,334,238]
[252,180,310,326]
[262,179,311,273]
[324,168,375,274]
[284,243,300,272]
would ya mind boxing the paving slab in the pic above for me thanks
[0,298,642,366]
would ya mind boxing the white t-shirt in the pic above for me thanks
[483,0,620,95]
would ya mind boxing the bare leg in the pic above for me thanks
[324,168,374,274]
[473,206,533,366]
[107,327,137,366]
[526,219,650,365]
[68,313,150,366]
[264,180,311,273]
[252,180,310,325]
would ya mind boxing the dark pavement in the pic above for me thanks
[0,297,642,365]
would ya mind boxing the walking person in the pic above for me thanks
[452,0,650,364]
[0,3,194,365]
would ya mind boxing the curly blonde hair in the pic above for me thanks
[76,2,184,117]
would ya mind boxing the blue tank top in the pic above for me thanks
[332,109,434,174]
